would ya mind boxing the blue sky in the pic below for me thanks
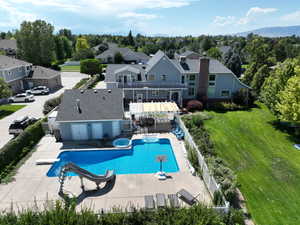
[0,0,299,35]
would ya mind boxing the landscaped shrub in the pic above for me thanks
[0,201,245,225]
[185,142,200,173]
[73,78,90,89]
[43,94,63,115]
[208,102,246,112]
[0,120,45,182]
[182,115,238,205]
[186,100,203,112]
[232,88,255,106]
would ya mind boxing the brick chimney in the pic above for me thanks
[197,56,209,101]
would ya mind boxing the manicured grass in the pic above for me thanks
[0,104,25,120]
[60,65,80,72]
[204,103,300,225]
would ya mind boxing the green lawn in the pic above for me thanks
[60,65,80,72]
[204,103,300,225]
[0,104,26,120]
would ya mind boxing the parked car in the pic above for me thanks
[9,116,38,136]
[8,93,35,103]
[27,86,49,95]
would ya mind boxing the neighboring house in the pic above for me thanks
[218,46,232,59]
[56,89,125,141]
[105,50,249,106]
[0,39,17,57]
[24,66,62,91]
[96,46,150,64]
[0,55,62,93]
[0,55,32,93]
[174,50,200,60]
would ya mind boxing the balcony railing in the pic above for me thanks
[117,82,187,89]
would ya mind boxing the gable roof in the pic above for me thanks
[0,39,17,50]
[146,50,184,74]
[26,66,60,79]
[0,55,31,69]
[114,65,141,74]
[105,64,146,82]
[56,89,124,122]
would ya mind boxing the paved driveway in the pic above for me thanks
[0,72,88,148]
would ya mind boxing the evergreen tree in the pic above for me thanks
[128,30,135,46]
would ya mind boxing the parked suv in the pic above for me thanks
[9,116,38,136]
[8,93,35,103]
[28,86,49,95]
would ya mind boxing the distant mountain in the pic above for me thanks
[236,25,300,37]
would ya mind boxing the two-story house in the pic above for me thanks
[0,55,62,94]
[0,55,32,93]
[104,50,249,106]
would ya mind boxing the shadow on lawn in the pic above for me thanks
[0,110,15,119]
[269,120,300,143]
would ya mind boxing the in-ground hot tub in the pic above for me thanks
[113,138,131,148]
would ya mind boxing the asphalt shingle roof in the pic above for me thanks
[27,66,60,79]
[0,39,17,50]
[0,55,31,69]
[56,89,124,122]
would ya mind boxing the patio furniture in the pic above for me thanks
[144,195,155,209]
[168,194,180,208]
[176,189,199,205]
[156,193,166,207]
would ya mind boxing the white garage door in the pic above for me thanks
[112,121,121,137]
[92,123,103,139]
[71,123,88,140]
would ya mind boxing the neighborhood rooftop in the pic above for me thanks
[0,55,31,69]
[0,39,17,50]
[56,89,124,122]
[28,66,60,79]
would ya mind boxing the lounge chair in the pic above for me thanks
[168,194,180,208]
[144,195,155,209]
[156,193,166,207]
[176,189,199,205]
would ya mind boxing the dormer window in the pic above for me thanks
[161,75,167,81]
[181,75,185,84]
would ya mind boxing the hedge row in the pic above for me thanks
[0,201,244,225]
[182,115,238,205]
[0,120,45,182]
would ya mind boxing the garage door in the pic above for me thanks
[112,121,121,137]
[91,123,103,139]
[71,123,88,140]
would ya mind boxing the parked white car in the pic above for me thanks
[27,86,49,95]
[8,93,35,103]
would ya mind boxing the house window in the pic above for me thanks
[188,82,195,86]
[209,74,216,81]
[137,73,142,81]
[221,90,230,97]
[161,75,167,81]
[188,87,195,96]
[148,75,155,80]
[181,75,185,84]
[145,74,148,80]
[189,74,196,81]
[209,82,215,86]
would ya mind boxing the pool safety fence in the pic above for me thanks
[175,115,230,213]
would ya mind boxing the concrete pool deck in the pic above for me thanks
[0,133,212,212]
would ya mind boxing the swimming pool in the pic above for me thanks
[47,138,179,177]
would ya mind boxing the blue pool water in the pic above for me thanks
[112,138,131,148]
[47,138,179,177]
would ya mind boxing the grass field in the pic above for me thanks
[204,103,300,225]
[0,104,26,120]
[60,65,80,72]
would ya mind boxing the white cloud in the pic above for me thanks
[213,16,236,26]
[281,10,300,22]
[118,12,158,20]
[238,7,278,24]
[0,0,38,28]
[213,7,278,27]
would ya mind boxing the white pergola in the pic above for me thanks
[129,101,180,120]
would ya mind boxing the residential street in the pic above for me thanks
[0,72,88,148]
